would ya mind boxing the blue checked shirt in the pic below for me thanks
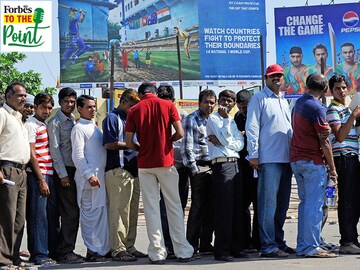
[181,109,210,174]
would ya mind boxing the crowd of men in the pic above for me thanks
[1,64,360,268]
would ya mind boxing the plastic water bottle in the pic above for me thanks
[325,179,336,206]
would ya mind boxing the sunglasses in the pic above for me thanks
[24,104,34,109]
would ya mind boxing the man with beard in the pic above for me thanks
[284,46,308,95]
[246,64,294,257]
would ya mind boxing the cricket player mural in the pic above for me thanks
[59,0,266,90]
[59,0,116,83]
[275,3,360,98]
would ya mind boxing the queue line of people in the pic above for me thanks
[1,65,360,269]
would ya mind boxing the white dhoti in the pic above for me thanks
[80,188,109,256]
[71,118,110,256]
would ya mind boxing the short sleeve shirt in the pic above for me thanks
[326,99,358,156]
[125,93,180,168]
[291,93,329,164]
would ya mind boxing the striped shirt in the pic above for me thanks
[181,109,210,174]
[25,116,53,176]
[326,99,359,157]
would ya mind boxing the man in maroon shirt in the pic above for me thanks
[125,82,194,264]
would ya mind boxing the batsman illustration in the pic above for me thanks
[61,4,90,69]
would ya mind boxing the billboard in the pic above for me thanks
[58,0,266,89]
[275,3,360,98]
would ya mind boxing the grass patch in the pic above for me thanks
[140,51,200,80]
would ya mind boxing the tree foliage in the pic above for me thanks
[108,20,121,42]
[0,52,56,96]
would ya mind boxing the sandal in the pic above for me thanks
[112,251,137,262]
[306,248,337,258]
[85,252,106,262]
[59,252,84,264]
[130,250,148,258]
[39,258,57,267]
[19,250,30,258]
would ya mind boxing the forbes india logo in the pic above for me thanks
[341,10,360,33]
[0,1,52,52]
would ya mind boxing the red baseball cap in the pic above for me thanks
[265,64,284,76]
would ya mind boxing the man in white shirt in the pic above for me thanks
[71,95,109,262]
[206,89,244,262]
[0,82,30,268]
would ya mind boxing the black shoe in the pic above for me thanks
[199,245,214,254]
[178,256,195,263]
[232,251,250,258]
[192,252,201,259]
[214,255,234,262]
[166,251,177,260]
[104,251,112,258]
[149,258,166,265]
[282,247,296,254]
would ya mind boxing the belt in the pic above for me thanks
[343,153,358,157]
[0,160,27,170]
[196,160,211,167]
[211,157,238,164]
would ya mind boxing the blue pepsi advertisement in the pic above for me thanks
[275,3,360,98]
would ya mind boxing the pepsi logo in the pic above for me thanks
[342,11,359,27]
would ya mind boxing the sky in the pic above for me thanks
[14,0,356,89]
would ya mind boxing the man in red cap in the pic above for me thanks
[246,64,294,257]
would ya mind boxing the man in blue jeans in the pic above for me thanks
[246,64,294,257]
[291,74,337,258]
[25,93,59,266]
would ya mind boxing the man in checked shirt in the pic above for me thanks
[181,90,217,257]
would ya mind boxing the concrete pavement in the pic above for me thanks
[20,182,360,269]
[24,218,360,270]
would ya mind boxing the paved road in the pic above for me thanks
[20,209,360,270]
[20,182,360,269]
